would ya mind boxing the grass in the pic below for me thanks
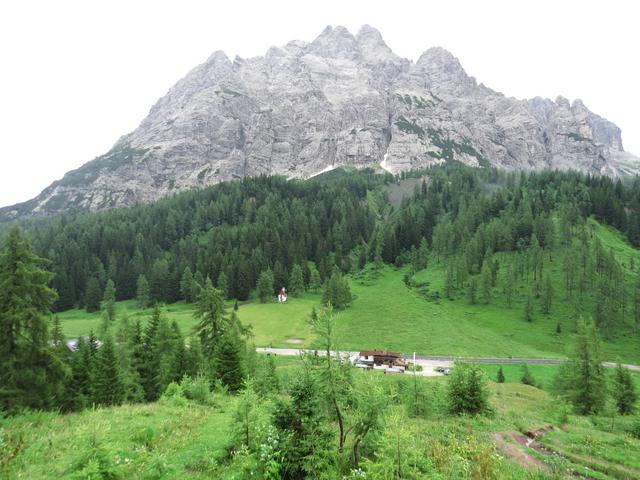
[3,354,639,479]
[0,398,235,479]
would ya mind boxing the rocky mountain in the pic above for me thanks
[3,25,638,219]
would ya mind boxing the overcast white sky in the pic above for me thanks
[1,0,638,207]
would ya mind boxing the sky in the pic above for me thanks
[1,0,639,207]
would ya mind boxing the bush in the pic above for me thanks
[180,374,213,405]
[447,363,491,415]
[159,382,187,407]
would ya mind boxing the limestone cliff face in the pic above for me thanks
[3,25,638,219]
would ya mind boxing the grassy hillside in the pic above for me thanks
[56,221,640,364]
[3,356,639,479]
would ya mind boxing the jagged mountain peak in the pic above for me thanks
[1,25,637,220]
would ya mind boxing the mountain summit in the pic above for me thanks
[3,25,638,219]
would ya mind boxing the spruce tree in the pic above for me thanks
[93,336,124,406]
[62,336,93,411]
[211,325,245,393]
[256,269,274,303]
[496,366,505,383]
[0,226,65,412]
[308,264,322,293]
[136,274,151,309]
[322,270,352,309]
[612,363,637,415]
[217,271,229,300]
[289,264,305,297]
[84,277,102,313]
[447,363,489,415]
[180,266,196,303]
[140,305,162,401]
[103,279,116,322]
[114,314,144,403]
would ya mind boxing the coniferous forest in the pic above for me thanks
[1,164,640,479]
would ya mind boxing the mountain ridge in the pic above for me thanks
[2,24,638,220]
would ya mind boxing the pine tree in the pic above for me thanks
[0,226,65,412]
[180,266,196,303]
[322,270,352,309]
[155,315,178,394]
[541,274,553,315]
[557,317,607,414]
[136,274,151,309]
[480,262,492,304]
[612,363,637,415]
[84,277,102,313]
[50,315,65,351]
[444,262,455,299]
[308,263,322,293]
[564,250,577,298]
[634,276,640,332]
[503,264,515,308]
[114,314,144,403]
[467,277,478,305]
[211,325,245,393]
[417,237,429,270]
[93,336,124,406]
[524,292,534,322]
[256,269,274,303]
[62,336,94,411]
[103,279,116,322]
[194,278,228,356]
[289,264,305,297]
[140,305,162,401]
[217,271,229,300]
[496,366,505,383]
[521,364,536,386]
[447,363,489,415]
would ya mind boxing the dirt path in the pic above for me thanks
[492,432,548,471]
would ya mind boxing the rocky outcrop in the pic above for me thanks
[2,25,637,219]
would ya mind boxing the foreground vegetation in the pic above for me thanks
[2,353,639,479]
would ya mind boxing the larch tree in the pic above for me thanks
[541,274,553,315]
[103,278,116,322]
[194,278,228,356]
[558,317,607,415]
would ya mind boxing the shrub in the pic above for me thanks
[160,382,187,407]
[180,374,213,405]
[447,363,491,415]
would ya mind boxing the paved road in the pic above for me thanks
[256,347,640,374]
